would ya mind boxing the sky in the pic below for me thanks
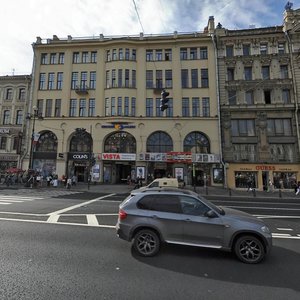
[0,0,294,75]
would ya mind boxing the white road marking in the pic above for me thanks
[87,214,99,226]
[0,199,25,203]
[47,194,115,216]
[47,215,60,223]
[0,202,11,205]
[256,215,300,219]
[277,228,293,231]
[226,205,300,211]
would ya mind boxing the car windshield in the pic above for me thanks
[196,195,225,215]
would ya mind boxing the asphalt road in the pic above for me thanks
[0,190,300,299]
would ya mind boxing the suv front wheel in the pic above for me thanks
[234,235,265,264]
[133,229,160,257]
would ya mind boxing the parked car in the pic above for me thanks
[116,188,272,264]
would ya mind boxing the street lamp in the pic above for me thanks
[26,106,43,170]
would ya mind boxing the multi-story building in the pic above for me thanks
[214,5,300,191]
[27,24,222,185]
[0,75,31,174]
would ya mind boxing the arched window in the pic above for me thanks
[147,131,173,152]
[184,131,210,153]
[70,129,92,152]
[36,131,58,152]
[104,131,136,153]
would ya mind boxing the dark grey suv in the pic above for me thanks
[116,189,272,264]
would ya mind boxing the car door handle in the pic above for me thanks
[185,218,191,222]
[151,215,158,219]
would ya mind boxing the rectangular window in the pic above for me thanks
[244,67,252,80]
[278,43,285,54]
[166,98,173,117]
[117,97,122,116]
[131,97,136,116]
[146,70,153,88]
[202,97,210,117]
[82,52,89,63]
[200,47,208,59]
[192,97,200,117]
[3,110,10,125]
[201,69,209,87]
[112,49,117,61]
[37,99,43,115]
[69,99,77,117]
[231,119,255,136]
[243,44,251,56]
[58,53,65,64]
[55,99,61,117]
[165,70,172,88]
[182,98,190,117]
[48,73,55,90]
[262,66,270,79]
[118,69,122,87]
[5,88,13,100]
[180,48,188,60]
[50,53,56,64]
[90,71,96,89]
[80,72,87,89]
[89,98,95,117]
[125,48,130,60]
[156,98,163,117]
[181,69,189,88]
[280,65,288,79]
[16,110,23,125]
[91,51,97,63]
[190,48,197,60]
[260,43,268,55]
[245,91,254,105]
[124,97,129,116]
[228,90,237,105]
[226,45,234,57]
[165,49,172,61]
[156,70,163,89]
[73,52,80,63]
[106,70,110,88]
[41,53,48,64]
[191,69,198,88]
[105,98,110,116]
[0,137,7,149]
[267,119,292,136]
[132,70,136,88]
[79,99,86,117]
[106,50,111,62]
[71,72,78,89]
[264,90,271,104]
[18,88,26,101]
[156,49,162,61]
[227,68,234,81]
[282,89,291,104]
[39,73,46,90]
[146,50,153,61]
[112,69,116,87]
[132,49,136,60]
[125,69,130,87]
[146,98,153,117]
[45,99,52,117]
[119,49,123,60]
[233,146,257,162]
[111,97,116,116]
[57,72,63,89]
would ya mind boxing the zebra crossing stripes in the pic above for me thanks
[0,195,43,205]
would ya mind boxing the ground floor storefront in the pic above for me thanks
[226,163,300,191]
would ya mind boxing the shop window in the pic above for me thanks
[235,172,257,189]
[273,172,296,189]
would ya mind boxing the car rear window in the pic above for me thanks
[137,194,181,213]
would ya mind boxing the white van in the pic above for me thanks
[134,177,181,192]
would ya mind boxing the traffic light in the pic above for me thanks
[160,90,169,111]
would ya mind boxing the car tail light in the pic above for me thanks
[119,209,127,220]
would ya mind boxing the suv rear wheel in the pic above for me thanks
[234,235,265,264]
[133,229,160,257]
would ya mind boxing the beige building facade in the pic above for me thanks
[27,28,222,185]
[0,75,31,175]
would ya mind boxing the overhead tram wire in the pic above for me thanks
[132,0,145,33]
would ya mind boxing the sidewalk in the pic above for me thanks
[1,182,299,199]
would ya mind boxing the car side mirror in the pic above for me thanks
[205,210,218,218]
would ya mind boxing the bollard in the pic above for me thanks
[279,189,282,198]
[228,188,232,197]
[206,185,208,195]
[252,188,256,197]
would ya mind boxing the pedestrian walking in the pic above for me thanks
[268,179,274,192]
[295,182,300,195]
[66,178,72,189]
